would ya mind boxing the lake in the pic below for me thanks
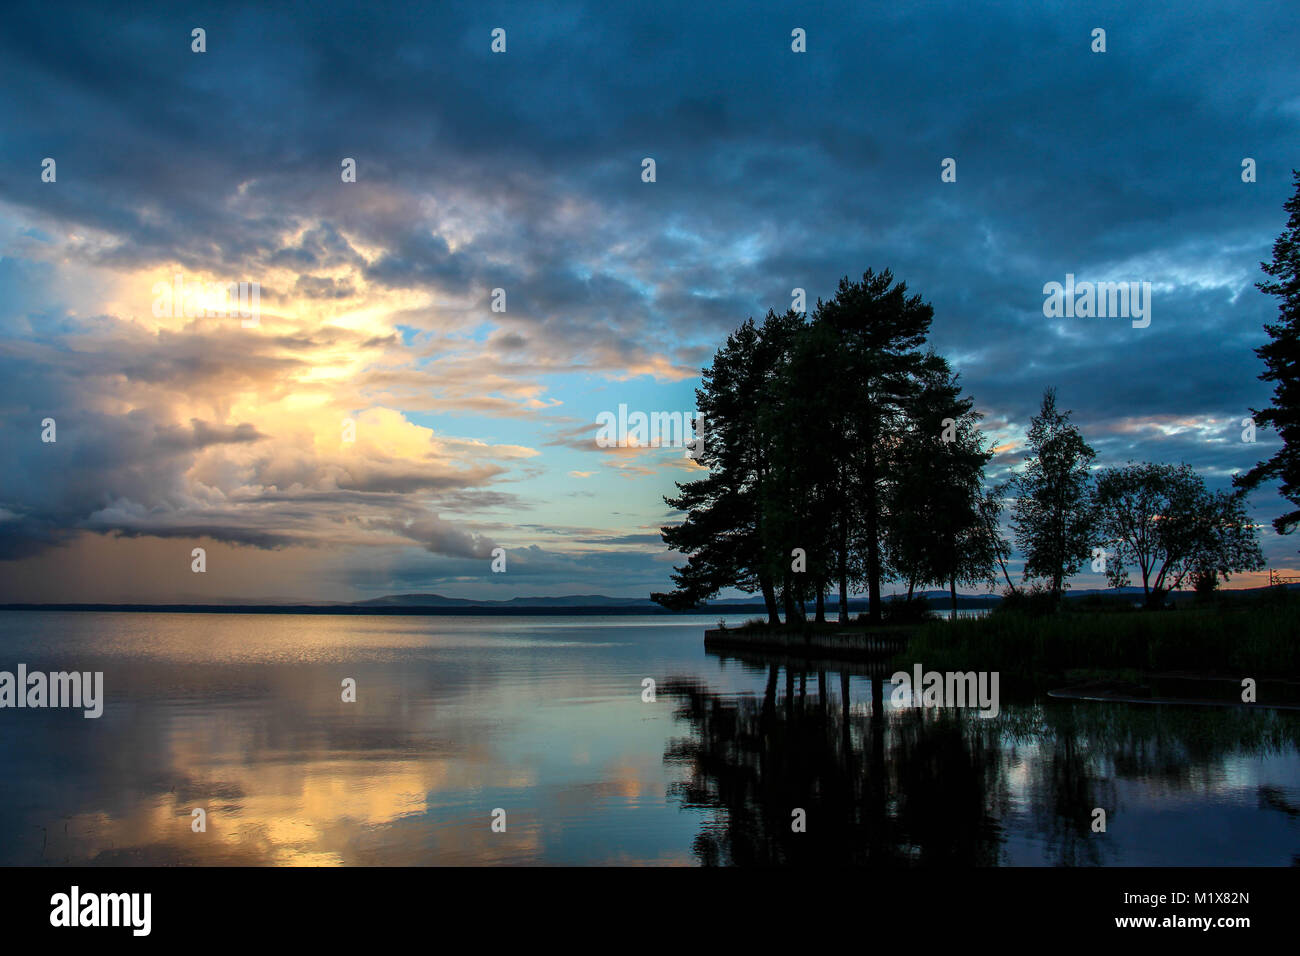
[1,611,1297,866]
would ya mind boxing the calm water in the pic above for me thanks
[1,611,1297,866]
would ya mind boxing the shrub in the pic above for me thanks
[1072,592,1139,612]
[882,594,931,623]
[993,585,1059,617]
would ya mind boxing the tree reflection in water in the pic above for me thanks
[662,650,1300,867]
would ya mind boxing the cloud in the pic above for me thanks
[0,0,1297,597]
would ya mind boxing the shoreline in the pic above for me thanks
[703,625,910,657]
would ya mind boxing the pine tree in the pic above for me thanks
[1235,170,1300,545]
[885,358,995,616]
[655,319,781,619]
[815,269,935,623]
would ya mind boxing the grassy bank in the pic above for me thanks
[901,598,1299,680]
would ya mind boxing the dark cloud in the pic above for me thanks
[151,419,266,452]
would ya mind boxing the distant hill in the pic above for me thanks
[299,588,1119,611]
[333,582,1298,612]
[355,593,655,608]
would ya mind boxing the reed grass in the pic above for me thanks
[900,600,1299,678]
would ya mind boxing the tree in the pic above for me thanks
[791,313,862,622]
[885,359,996,617]
[815,269,936,623]
[655,469,748,611]
[654,318,782,620]
[1095,462,1263,606]
[1007,389,1096,600]
[934,422,1001,618]
[778,313,848,622]
[1184,490,1265,593]
[754,309,817,624]
[979,487,1018,595]
[1236,169,1300,546]
[655,273,987,627]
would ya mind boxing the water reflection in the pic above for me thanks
[1,612,1297,866]
[663,649,1300,866]
[0,612,716,866]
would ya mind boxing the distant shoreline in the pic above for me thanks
[0,598,999,616]
[1,586,1288,616]
[0,603,744,616]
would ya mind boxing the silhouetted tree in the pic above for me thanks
[755,309,816,623]
[1185,490,1266,592]
[1096,462,1263,606]
[980,487,1018,595]
[656,273,1003,623]
[815,269,937,623]
[1235,169,1300,548]
[1007,389,1096,600]
[778,313,847,621]
[655,319,782,620]
[886,359,997,616]
[793,315,863,622]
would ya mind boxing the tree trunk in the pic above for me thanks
[1052,497,1064,603]
[864,428,882,624]
[984,507,1017,594]
[815,587,826,623]
[950,574,958,621]
[838,458,850,624]
[783,573,802,625]
[838,556,849,625]
[761,574,781,625]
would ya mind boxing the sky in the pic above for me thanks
[0,0,1297,603]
